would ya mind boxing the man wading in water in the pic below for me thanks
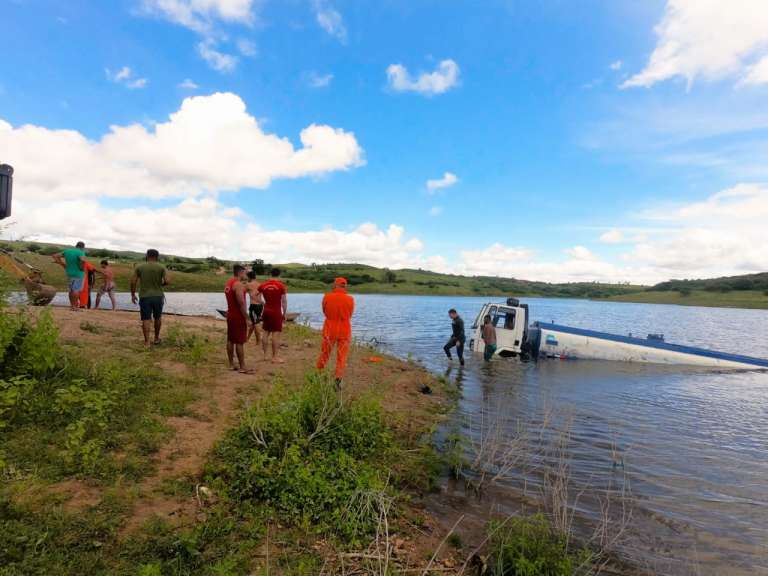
[443,308,466,366]
[482,314,497,361]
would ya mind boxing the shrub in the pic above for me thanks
[208,373,393,545]
[488,514,593,576]
[0,309,173,478]
[165,324,213,365]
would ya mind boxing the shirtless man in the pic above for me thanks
[94,259,117,310]
[258,268,288,363]
[246,271,264,344]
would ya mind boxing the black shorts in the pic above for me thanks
[249,303,264,324]
[139,296,164,321]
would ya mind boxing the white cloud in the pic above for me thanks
[609,60,622,71]
[622,184,768,278]
[426,171,458,192]
[5,194,431,270]
[106,66,148,89]
[623,0,768,88]
[457,243,651,284]
[428,206,443,217]
[178,78,199,89]
[387,59,460,96]
[305,71,334,88]
[141,0,257,33]
[599,229,625,244]
[312,0,347,42]
[0,92,364,202]
[742,55,768,86]
[563,245,597,260]
[236,38,257,57]
[197,39,238,72]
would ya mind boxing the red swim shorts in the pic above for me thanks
[227,315,248,344]
[261,308,284,333]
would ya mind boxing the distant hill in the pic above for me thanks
[0,240,643,299]
[649,272,768,294]
[604,272,768,310]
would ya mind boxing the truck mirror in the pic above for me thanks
[0,164,12,220]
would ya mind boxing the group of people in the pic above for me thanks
[54,241,497,387]
[223,264,355,385]
[53,242,117,312]
[53,242,359,383]
[223,265,288,374]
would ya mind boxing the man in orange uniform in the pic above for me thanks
[316,277,355,388]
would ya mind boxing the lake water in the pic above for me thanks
[49,291,768,574]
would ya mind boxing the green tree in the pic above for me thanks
[251,259,266,275]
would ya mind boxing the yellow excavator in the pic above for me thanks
[0,163,57,305]
[0,250,57,305]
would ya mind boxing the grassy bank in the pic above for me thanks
[0,300,466,574]
[602,289,768,310]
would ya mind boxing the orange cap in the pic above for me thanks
[335,277,348,286]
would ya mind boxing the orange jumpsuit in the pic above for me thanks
[316,287,355,379]
[79,261,96,309]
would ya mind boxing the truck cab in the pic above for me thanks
[469,298,529,357]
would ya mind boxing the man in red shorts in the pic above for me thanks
[225,264,252,373]
[258,267,288,364]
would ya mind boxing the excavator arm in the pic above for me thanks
[0,250,57,305]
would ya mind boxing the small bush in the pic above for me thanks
[0,309,176,478]
[488,514,593,576]
[165,324,213,365]
[208,373,393,545]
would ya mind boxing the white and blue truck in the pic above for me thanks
[469,298,768,370]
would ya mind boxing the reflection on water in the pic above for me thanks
[47,291,768,574]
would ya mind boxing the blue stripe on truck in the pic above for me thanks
[533,322,768,368]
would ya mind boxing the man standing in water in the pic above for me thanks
[316,277,355,388]
[225,265,252,373]
[258,268,288,363]
[131,249,168,347]
[443,308,466,366]
[481,314,497,361]
[52,241,86,311]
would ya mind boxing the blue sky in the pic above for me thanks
[3,0,768,283]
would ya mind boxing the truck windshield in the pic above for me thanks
[493,307,516,330]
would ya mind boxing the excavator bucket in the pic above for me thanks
[0,250,57,306]
[24,279,57,306]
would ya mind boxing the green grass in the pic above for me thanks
[0,309,195,481]
[207,372,397,546]
[486,514,593,576]
[0,297,448,574]
[602,289,768,309]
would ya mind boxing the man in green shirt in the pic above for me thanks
[131,249,169,346]
[52,241,86,311]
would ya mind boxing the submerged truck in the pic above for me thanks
[469,298,768,370]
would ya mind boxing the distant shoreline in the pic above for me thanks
[601,289,768,310]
